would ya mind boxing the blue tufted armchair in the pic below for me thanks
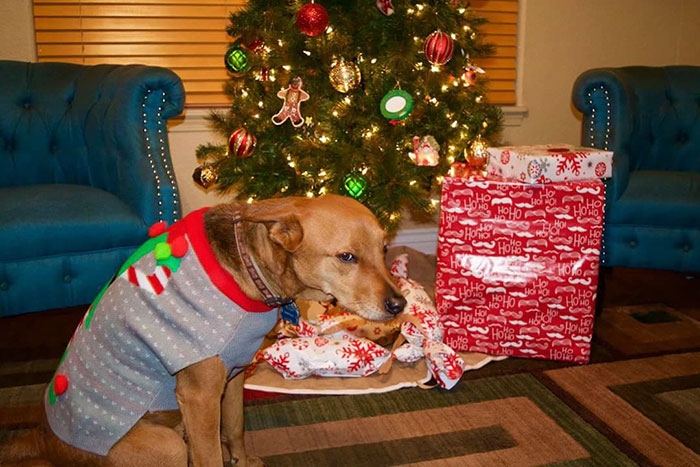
[0,61,185,316]
[573,66,700,273]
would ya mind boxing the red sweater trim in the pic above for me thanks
[167,208,273,312]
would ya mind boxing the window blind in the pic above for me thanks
[34,0,517,106]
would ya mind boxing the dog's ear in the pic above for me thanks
[242,198,303,252]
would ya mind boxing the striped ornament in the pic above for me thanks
[121,265,172,295]
[228,128,257,158]
[424,30,454,66]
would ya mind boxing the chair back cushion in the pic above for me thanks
[619,66,700,172]
[0,61,125,189]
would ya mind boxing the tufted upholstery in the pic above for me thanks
[573,66,700,272]
[0,61,184,316]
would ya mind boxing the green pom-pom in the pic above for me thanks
[154,242,172,261]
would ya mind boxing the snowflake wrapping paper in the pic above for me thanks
[436,176,605,363]
[263,337,391,379]
[487,144,613,184]
[260,255,466,388]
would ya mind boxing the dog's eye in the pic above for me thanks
[337,253,357,264]
[383,245,388,254]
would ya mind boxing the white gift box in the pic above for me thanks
[487,144,613,184]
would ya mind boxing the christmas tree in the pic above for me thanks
[196,0,503,232]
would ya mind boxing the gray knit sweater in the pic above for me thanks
[45,208,278,456]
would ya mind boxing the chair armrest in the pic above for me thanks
[573,69,636,200]
[80,65,185,226]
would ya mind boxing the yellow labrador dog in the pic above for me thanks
[0,195,405,467]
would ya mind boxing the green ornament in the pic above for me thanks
[380,89,413,121]
[225,47,249,73]
[154,242,172,261]
[343,173,368,199]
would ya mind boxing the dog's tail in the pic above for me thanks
[0,428,43,464]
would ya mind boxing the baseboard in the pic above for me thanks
[391,227,439,255]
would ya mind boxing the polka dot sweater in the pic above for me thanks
[45,209,278,456]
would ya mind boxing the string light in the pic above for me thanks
[475,95,483,103]
[282,65,291,71]
[390,212,399,221]
[370,58,377,64]
[332,110,339,117]
[280,185,288,193]
[319,186,327,194]
[241,89,249,98]
[306,191,314,198]
[302,50,311,56]
[288,161,296,168]
[247,197,254,204]
[430,65,440,73]
[257,101,264,108]
[441,85,449,92]
[253,113,260,118]
[451,120,458,128]
[319,135,330,143]
[318,169,327,177]
[409,180,417,186]
[343,96,352,104]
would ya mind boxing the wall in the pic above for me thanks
[0,0,35,61]
[503,0,700,146]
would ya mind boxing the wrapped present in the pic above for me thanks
[436,176,605,363]
[487,144,613,184]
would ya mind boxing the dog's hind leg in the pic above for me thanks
[103,420,187,467]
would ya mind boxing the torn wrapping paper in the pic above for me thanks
[263,337,391,379]
[258,255,466,389]
[388,254,466,389]
[436,176,605,363]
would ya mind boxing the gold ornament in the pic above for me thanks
[329,58,361,93]
[192,164,218,189]
[466,135,489,172]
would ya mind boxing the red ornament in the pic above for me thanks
[246,39,264,52]
[148,221,168,238]
[424,30,454,65]
[296,3,329,37]
[228,128,256,158]
[54,374,69,395]
[168,235,189,258]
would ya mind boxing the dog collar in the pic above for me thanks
[232,210,294,308]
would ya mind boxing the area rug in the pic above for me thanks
[543,352,700,466]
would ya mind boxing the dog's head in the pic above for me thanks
[240,195,406,321]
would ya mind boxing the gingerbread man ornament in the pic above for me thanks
[272,76,309,127]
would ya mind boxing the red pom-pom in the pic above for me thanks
[297,3,329,37]
[54,374,69,395]
[169,235,189,258]
[148,221,169,238]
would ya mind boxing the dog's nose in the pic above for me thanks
[384,295,406,315]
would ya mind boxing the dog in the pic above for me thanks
[0,194,406,467]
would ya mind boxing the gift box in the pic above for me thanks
[436,176,605,363]
[487,144,613,184]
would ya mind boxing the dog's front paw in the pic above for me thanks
[232,456,264,467]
